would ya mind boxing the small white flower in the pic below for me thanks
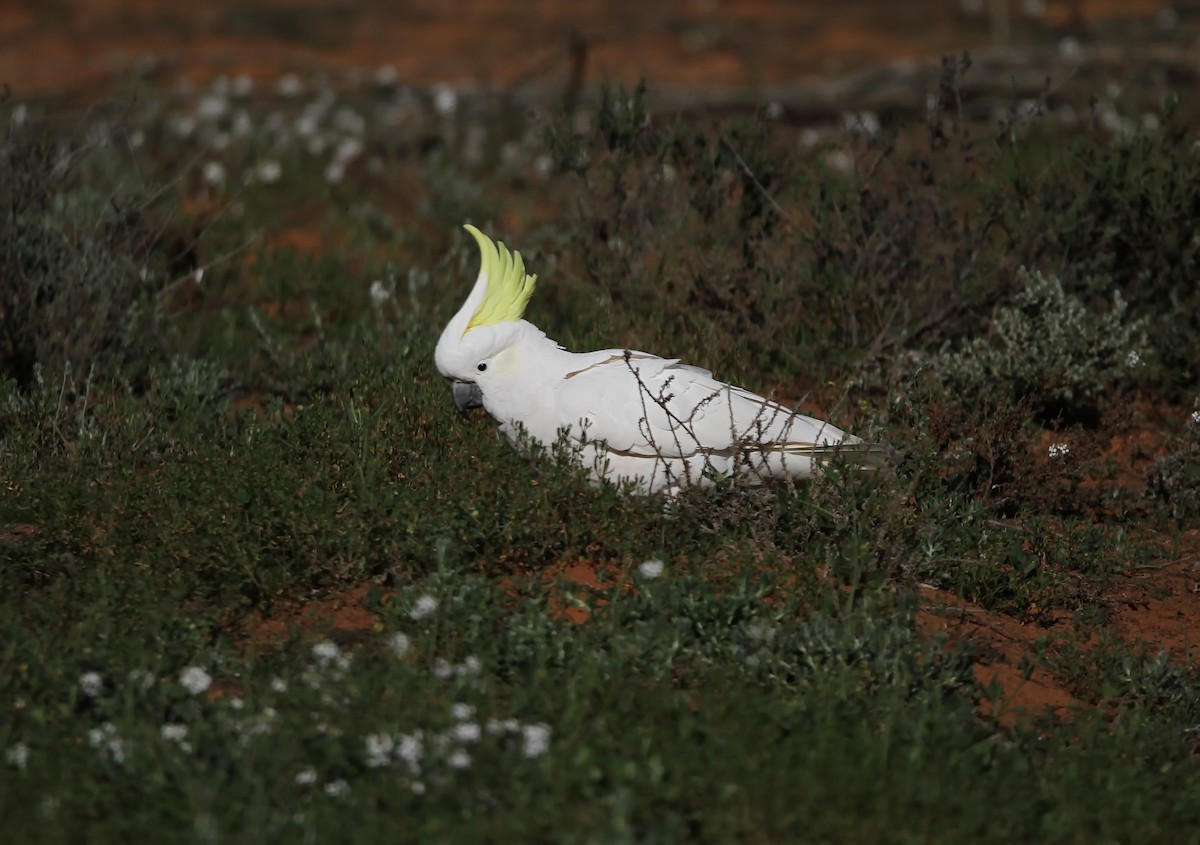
[374,64,398,86]
[193,267,205,285]
[410,780,426,795]
[5,742,29,770]
[241,707,277,739]
[450,702,474,721]
[311,641,348,670]
[254,159,281,185]
[1048,442,1070,459]
[229,696,245,711]
[295,112,320,138]
[333,137,364,165]
[638,559,665,579]
[410,594,439,621]
[1058,37,1083,62]
[324,779,351,797]
[364,733,394,768]
[202,161,226,186]
[324,160,345,183]
[277,73,304,98]
[521,723,551,759]
[1126,350,1143,367]
[370,280,391,307]
[432,658,454,679]
[432,85,458,116]
[161,724,188,742]
[271,677,288,693]
[383,632,409,660]
[196,93,229,121]
[87,723,125,764]
[79,671,104,698]
[823,149,853,174]
[842,111,880,137]
[396,733,424,774]
[486,718,520,735]
[744,620,777,643]
[447,749,472,769]
[451,722,481,743]
[295,767,318,786]
[179,666,212,695]
[1189,409,1200,426]
[232,74,254,97]
[457,656,482,677]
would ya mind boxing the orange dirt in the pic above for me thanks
[917,587,1081,724]
[239,583,384,649]
[1,0,1184,104]
[1106,531,1200,664]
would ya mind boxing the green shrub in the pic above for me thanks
[0,113,183,389]
[931,268,1147,422]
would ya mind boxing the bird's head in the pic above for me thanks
[435,224,539,413]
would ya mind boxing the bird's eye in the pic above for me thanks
[476,362,487,372]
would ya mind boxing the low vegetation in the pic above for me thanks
[2,58,1200,840]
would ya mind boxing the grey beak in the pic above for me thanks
[450,380,484,413]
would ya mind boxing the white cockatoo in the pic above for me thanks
[435,224,892,495]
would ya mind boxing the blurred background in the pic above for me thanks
[2,1,1194,110]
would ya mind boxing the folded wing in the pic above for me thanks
[552,350,853,459]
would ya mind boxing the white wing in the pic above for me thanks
[551,350,852,459]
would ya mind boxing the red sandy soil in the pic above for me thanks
[1,0,1185,102]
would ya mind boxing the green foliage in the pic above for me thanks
[932,268,1147,421]
[1145,404,1200,526]
[0,116,186,388]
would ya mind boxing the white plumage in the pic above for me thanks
[435,225,890,495]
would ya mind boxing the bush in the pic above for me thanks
[931,268,1147,423]
[0,112,184,389]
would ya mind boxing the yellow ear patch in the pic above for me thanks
[463,224,538,333]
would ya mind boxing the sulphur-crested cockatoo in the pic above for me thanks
[435,225,891,495]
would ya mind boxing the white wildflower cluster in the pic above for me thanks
[369,280,391,307]
[161,723,192,754]
[432,655,482,680]
[301,641,353,692]
[409,594,439,621]
[78,671,104,698]
[5,742,29,770]
[349,701,551,794]
[86,722,126,764]
[637,558,665,580]
[179,666,213,695]
[1048,442,1070,459]
[311,641,351,672]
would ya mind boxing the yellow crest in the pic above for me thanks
[463,224,538,333]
